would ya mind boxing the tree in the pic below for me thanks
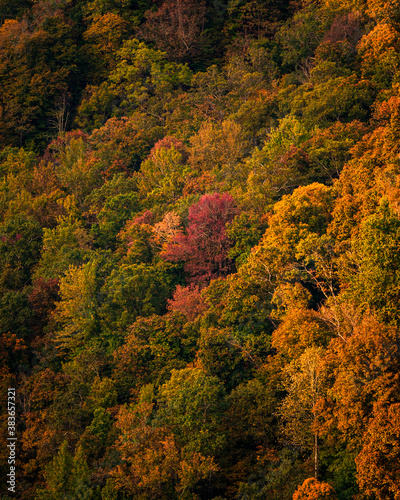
[83,13,128,82]
[188,120,247,180]
[343,199,400,325]
[225,0,291,40]
[162,192,238,283]
[244,182,334,285]
[34,218,93,281]
[137,140,190,208]
[99,261,177,337]
[113,312,196,397]
[113,394,218,499]
[314,313,400,484]
[356,402,400,500]
[278,347,326,479]
[276,4,332,72]
[20,368,71,484]
[36,441,93,500]
[284,73,376,128]
[52,260,98,351]
[139,0,206,61]
[157,367,226,456]
[271,303,332,362]
[167,285,207,321]
[358,22,400,87]
[28,277,60,337]
[240,116,312,211]
[92,191,140,251]
[76,39,192,129]
[0,13,81,148]
[47,132,103,208]
[0,0,31,23]
[89,113,161,174]
[0,214,43,290]
[293,477,337,500]
[153,211,182,251]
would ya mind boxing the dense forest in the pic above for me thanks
[1,0,400,498]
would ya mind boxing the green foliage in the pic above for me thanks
[53,259,99,351]
[240,115,312,210]
[156,367,226,456]
[0,214,43,290]
[77,39,192,129]
[276,5,333,71]
[92,192,140,249]
[0,14,82,148]
[226,212,267,267]
[34,219,93,280]
[137,145,191,209]
[281,74,376,128]
[344,199,400,324]
[36,441,93,500]
[236,448,309,500]
[99,261,178,335]
[113,312,197,398]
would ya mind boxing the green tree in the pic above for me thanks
[344,198,400,324]
[157,367,226,456]
[34,218,93,281]
[278,347,327,479]
[76,39,192,129]
[0,14,82,148]
[36,441,93,500]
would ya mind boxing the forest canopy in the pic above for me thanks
[1,0,400,499]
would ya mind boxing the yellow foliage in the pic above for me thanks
[53,260,97,348]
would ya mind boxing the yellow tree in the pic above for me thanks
[278,346,326,479]
[52,260,98,351]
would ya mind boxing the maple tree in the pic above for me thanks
[163,192,238,283]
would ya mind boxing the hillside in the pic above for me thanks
[1,0,400,499]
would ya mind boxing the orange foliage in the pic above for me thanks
[329,94,400,240]
[113,402,218,497]
[315,315,400,452]
[83,13,127,77]
[356,402,400,499]
[272,307,332,361]
[153,211,182,249]
[293,478,337,500]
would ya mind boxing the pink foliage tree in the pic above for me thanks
[162,192,238,283]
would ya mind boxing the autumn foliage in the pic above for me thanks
[3,0,400,499]
[162,192,238,283]
[293,478,337,500]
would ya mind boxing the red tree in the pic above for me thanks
[167,284,207,321]
[163,192,238,283]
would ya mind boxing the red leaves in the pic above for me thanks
[162,192,238,283]
[167,285,207,321]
